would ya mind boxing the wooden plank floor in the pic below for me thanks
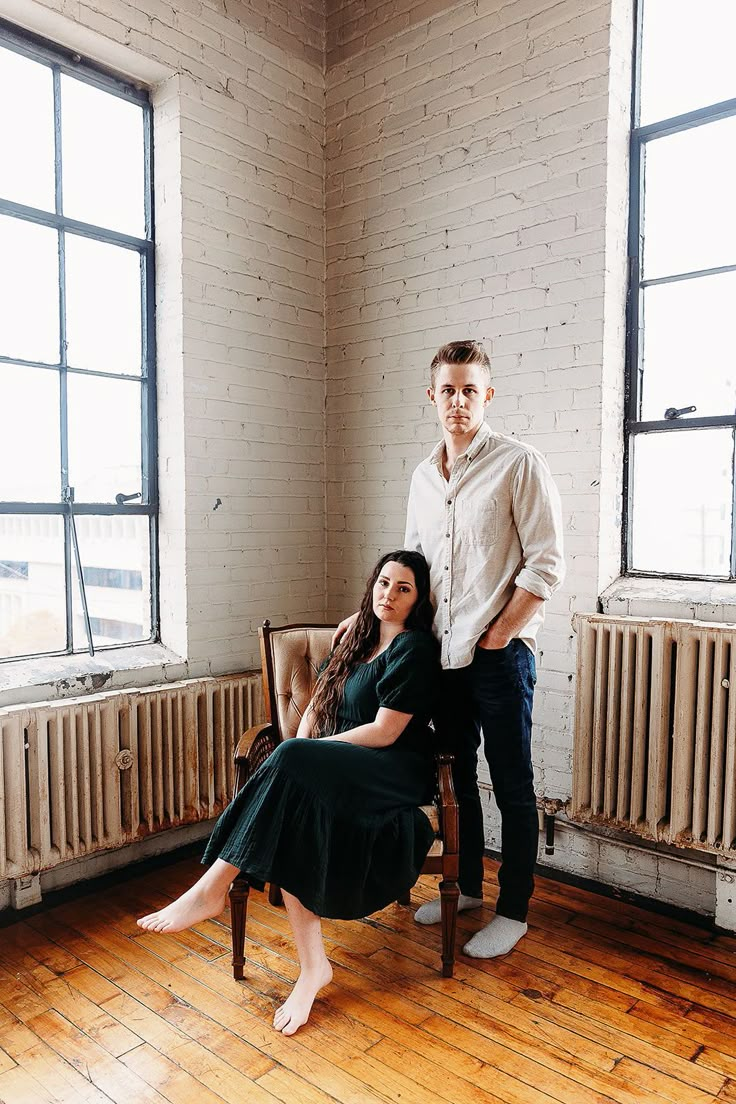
[1,857,735,1104]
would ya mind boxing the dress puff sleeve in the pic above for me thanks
[376,631,439,715]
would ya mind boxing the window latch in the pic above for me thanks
[664,405,696,420]
[115,491,142,505]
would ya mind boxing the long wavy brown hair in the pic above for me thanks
[309,550,434,738]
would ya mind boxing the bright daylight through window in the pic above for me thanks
[626,0,736,579]
[0,23,157,661]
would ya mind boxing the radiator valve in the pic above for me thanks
[544,812,556,855]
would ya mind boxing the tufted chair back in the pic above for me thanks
[260,623,334,740]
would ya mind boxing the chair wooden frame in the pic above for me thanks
[228,620,460,978]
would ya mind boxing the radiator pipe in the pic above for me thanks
[544,812,556,855]
[544,809,720,874]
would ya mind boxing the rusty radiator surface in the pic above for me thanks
[0,673,264,879]
[572,614,736,856]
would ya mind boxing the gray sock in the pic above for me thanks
[413,892,483,926]
[462,915,527,958]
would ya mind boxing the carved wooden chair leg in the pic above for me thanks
[396,890,411,906]
[439,878,459,977]
[268,884,283,907]
[229,876,250,980]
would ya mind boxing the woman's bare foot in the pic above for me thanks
[137,882,229,933]
[272,960,333,1036]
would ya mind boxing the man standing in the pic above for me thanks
[406,339,564,957]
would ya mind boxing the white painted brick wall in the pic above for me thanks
[325,0,620,647]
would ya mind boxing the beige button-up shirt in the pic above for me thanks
[404,421,565,669]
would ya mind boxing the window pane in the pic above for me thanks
[640,272,736,420]
[0,514,66,658]
[640,0,736,125]
[61,75,145,236]
[642,117,736,280]
[72,515,151,650]
[0,214,59,363]
[0,363,60,501]
[65,235,142,374]
[67,375,142,503]
[0,46,55,212]
[631,430,733,576]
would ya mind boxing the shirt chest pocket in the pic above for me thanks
[457,497,498,546]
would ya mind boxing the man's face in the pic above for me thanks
[428,362,494,438]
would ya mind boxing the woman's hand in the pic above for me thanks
[331,611,358,650]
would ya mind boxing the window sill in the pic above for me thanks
[0,642,188,709]
[600,576,736,624]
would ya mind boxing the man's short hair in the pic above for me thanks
[430,340,491,388]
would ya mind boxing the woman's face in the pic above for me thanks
[372,560,418,627]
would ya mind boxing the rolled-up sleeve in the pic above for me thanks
[512,451,565,601]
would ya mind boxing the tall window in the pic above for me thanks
[0,22,157,660]
[625,1,736,579]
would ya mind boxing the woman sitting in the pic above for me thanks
[138,549,440,1036]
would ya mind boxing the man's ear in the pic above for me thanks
[427,387,436,404]
[484,386,495,404]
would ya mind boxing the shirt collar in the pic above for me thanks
[430,420,491,469]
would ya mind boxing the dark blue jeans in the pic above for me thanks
[434,640,538,922]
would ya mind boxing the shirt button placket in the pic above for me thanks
[444,476,457,662]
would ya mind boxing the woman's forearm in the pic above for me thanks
[296,705,316,739]
[322,722,396,749]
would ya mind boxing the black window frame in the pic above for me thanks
[623,0,736,582]
[0,19,159,661]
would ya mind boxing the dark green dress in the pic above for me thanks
[202,630,439,919]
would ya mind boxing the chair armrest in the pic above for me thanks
[435,752,459,854]
[234,722,276,762]
[233,722,279,792]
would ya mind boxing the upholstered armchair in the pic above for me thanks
[228,620,460,977]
